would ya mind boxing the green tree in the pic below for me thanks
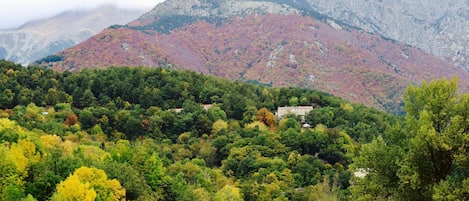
[100,161,152,200]
[214,185,243,201]
[0,89,14,108]
[17,88,33,106]
[399,77,467,200]
[207,105,227,121]
[45,88,71,106]
[289,97,299,106]
[277,118,300,132]
[143,153,166,191]
[167,173,192,201]
[306,107,335,127]
[352,77,469,200]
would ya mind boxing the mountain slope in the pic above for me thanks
[0,5,145,65]
[135,0,469,71]
[41,0,469,113]
[43,3,469,113]
[293,0,469,70]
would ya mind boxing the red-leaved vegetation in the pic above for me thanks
[43,14,469,112]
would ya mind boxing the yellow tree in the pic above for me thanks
[245,121,269,132]
[255,108,276,131]
[0,138,40,200]
[1,145,26,200]
[212,119,228,134]
[51,167,125,201]
[214,185,244,201]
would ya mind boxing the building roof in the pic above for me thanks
[276,106,313,117]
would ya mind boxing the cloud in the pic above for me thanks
[0,0,165,29]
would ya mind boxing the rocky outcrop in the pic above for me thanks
[138,0,299,21]
[299,0,469,70]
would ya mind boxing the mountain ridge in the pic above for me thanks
[0,5,145,65]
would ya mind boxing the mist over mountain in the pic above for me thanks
[0,5,145,65]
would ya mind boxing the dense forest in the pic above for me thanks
[0,60,467,200]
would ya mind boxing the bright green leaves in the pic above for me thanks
[353,77,469,200]
[403,77,458,133]
[144,153,166,190]
[433,178,469,201]
[402,78,465,196]
[213,185,243,201]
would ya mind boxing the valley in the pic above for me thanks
[1,0,468,200]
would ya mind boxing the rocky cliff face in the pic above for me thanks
[139,0,299,20]
[127,0,301,34]
[0,5,145,65]
[299,0,469,70]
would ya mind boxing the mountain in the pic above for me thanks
[294,0,469,70]
[0,5,145,65]
[137,0,469,70]
[40,0,469,114]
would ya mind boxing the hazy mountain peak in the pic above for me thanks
[0,5,146,65]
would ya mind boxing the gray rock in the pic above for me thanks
[139,0,300,20]
[300,0,469,70]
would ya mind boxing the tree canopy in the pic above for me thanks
[2,60,466,200]
[352,77,469,200]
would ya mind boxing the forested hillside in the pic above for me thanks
[0,60,467,200]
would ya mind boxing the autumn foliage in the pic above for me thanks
[3,61,465,200]
[43,14,469,114]
[64,113,78,126]
[256,107,276,130]
[51,167,125,201]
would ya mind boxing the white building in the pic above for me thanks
[276,106,313,122]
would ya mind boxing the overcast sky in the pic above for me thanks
[0,0,166,29]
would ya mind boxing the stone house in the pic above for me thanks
[275,106,313,123]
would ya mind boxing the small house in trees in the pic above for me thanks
[202,104,213,110]
[276,106,313,123]
[171,104,213,113]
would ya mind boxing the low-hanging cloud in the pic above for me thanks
[0,0,165,29]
